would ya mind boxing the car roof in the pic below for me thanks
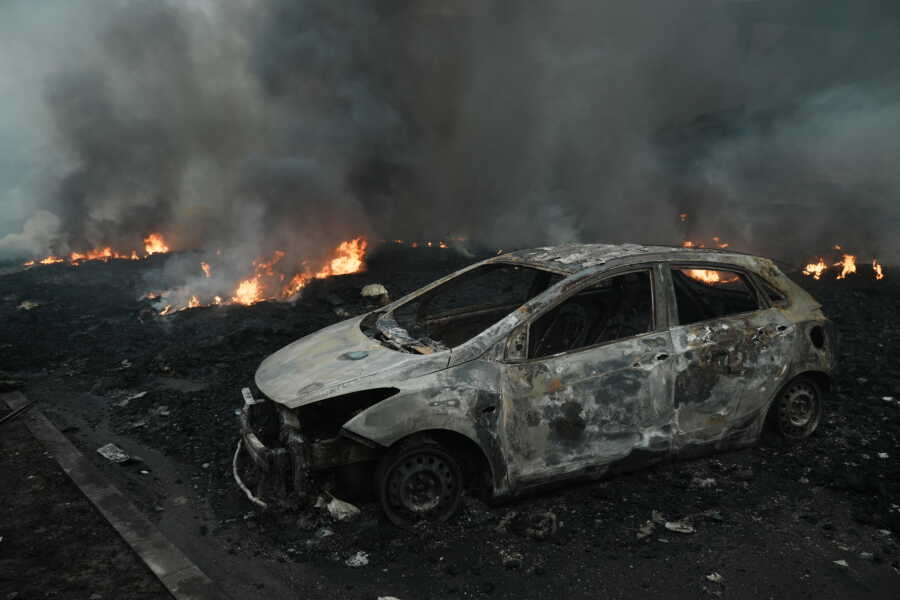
[493,243,765,275]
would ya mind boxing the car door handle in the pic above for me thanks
[776,325,787,332]
[655,353,670,361]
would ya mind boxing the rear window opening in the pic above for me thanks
[672,268,759,325]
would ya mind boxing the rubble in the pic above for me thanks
[361,283,390,305]
[664,520,695,534]
[96,443,130,464]
[345,551,369,567]
[324,495,360,522]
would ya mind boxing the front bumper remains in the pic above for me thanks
[232,387,380,509]
[232,387,308,509]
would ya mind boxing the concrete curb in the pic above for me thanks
[2,392,229,600]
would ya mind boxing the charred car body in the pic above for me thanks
[234,244,835,525]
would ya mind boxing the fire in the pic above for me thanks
[679,213,689,222]
[187,295,200,309]
[803,258,828,280]
[682,237,730,249]
[873,259,885,280]
[201,262,212,278]
[220,237,368,309]
[283,273,313,298]
[144,233,170,255]
[24,232,171,266]
[834,254,857,280]
[232,278,262,305]
[315,237,367,278]
[684,269,738,285]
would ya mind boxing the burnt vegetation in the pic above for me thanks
[1,245,899,598]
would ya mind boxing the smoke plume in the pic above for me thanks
[1,0,899,285]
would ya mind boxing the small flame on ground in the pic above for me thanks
[232,278,262,305]
[24,233,171,266]
[873,259,885,280]
[144,233,170,255]
[201,262,212,278]
[679,213,689,222]
[803,258,828,280]
[834,254,857,280]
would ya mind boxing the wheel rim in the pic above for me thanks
[385,450,458,521]
[778,381,820,439]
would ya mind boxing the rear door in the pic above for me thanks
[498,265,676,486]
[666,265,795,446]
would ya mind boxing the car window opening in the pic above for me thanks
[365,264,563,352]
[672,268,759,325]
[529,271,653,359]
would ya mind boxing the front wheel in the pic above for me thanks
[376,437,463,526]
[767,376,824,441]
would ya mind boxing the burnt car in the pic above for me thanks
[234,244,835,525]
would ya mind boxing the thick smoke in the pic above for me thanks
[1,0,899,285]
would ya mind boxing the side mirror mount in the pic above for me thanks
[505,323,529,362]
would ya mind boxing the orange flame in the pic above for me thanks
[315,237,367,279]
[679,213,689,222]
[684,269,738,285]
[232,278,262,305]
[144,233,169,255]
[873,259,885,280]
[834,254,857,279]
[201,262,212,278]
[802,258,828,280]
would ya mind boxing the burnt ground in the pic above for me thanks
[1,244,898,599]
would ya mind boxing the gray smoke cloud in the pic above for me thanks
[1,0,899,294]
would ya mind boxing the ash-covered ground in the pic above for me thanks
[1,245,898,599]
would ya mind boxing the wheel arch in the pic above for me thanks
[385,428,497,496]
[760,370,829,439]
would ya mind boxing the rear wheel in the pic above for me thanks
[767,376,823,441]
[376,437,463,526]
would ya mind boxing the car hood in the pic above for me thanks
[254,315,450,408]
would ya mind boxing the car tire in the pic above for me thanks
[766,376,823,441]
[376,436,464,526]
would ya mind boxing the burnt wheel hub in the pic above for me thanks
[388,453,455,515]
[779,382,819,437]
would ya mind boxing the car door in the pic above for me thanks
[498,265,676,487]
[666,265,796,446]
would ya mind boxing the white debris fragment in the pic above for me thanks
[705,572,724,583]
[345,551,369,567]
[377,597,402,600]
[127,391,147,401]
[664,520,695,534]
[882,396,894,402]
[637,521,655,539]
[96,443,130,463]
[833,559,849,569]
[326,496,361,522]
[361,283,388,297]
[878,453,889,459]
[17,300,40,310]
[693,477,717,488]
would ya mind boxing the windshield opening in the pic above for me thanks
[365,263,562,353]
